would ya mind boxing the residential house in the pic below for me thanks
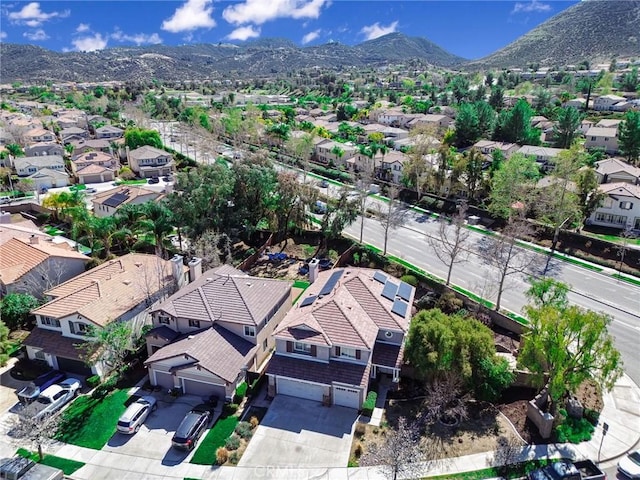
[59,127,88,141]
[28,168,70,190]
[0,216,51,246]
[127,145,175,179]
[24,142,65,157]
[473,140,519,159]
[95,125,124,140]
[72,151,119,184]
[0,236,89,298]
[564,98,587,109]
[55,115,83,129]
[596,119,623,129]
[579,120,595,135]
[24,128,56,144]
[267,267,415,409]
[589,182,640,230]
[593,94,626,111]
[585,127,619,154]
[516,145,567,171]
[145,264,292,400]
[13,155,65,177]
[595,158,640,185]
[314,140,357,167]
[382,126,409,142]
[70,138,113,154]
[406,114,454,131]
[378,150,411,184]
[92,185,165,217]
[25,253,186,377]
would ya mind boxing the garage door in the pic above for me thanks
[56,357,93,376]
[333,386,361,409]
[182,378,225,399]
[81,174,102,184]
[277,377,325,402]
[152,370,173,389]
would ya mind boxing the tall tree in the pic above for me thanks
[553,107,582,149]
[575,167,605,228]
[136,202,175,258]
[454,102,480,148]
[618,110,640,164]
[489,153,540,219]
[0,293,39,330]
[493,99,540,145]
[318,190,358,252]
[124,128,163,150]
[519,279,623,410]
[428,202,470,285]
[377,185,404,256]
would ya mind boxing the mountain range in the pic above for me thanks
[1,0,639,83]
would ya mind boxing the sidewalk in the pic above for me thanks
[41,374,636,479]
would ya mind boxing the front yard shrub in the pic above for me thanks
[191,415,239,465]
[249,416,259,428]
[224,434,241,451]
[91,375,117,399]
[235,421,253,439]
[584,407,600,425]
[234,382,247,403]
[223,403,239,416]
[400,274,418,286]
[361,391,377,417]
[215,447,229,465]
[229,451,240,465]
[86,375,100,388]
[555,415,595,443]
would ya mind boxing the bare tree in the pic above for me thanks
[376,185,406,256]
[20,258,71,299]
[419,372,469,427]
[428,202,470,285]
[352,163,376,244]
[193,230,232,270]
[615,229,635,276]
[359,417,424,480]
[9,406,62,461]
[482,214,538,311]
[136,256,174,306]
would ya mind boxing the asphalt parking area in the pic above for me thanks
[238,395,358,468]
[103,394,204,465]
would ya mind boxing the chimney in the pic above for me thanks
[188,257,202,282]
[29,234,39,245]
[171,254,184,287]
[309,258,320,284]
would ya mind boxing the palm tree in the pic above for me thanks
[136,202,174,258]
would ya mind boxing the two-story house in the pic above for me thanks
[144,264,293,400]
[0,236,89,298]
[71,151,119,184]
[595,158,640,185]
[472,140,519,160]
[585,127,619,154]
[314,140,357,167]
[13,155,69,189]
[589,182,640,230]
[24,128,56,144]
[24,143,65,157]
[267,267,415,409]
[593,94,626,111]
[516,145,567,171]
[25,253,186,377]
[92,186,165,217]
[127,145,175,179]
[95,125,124,140]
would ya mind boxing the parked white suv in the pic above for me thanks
[117,396,157,434]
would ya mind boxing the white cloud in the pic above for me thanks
[223,0,328,26]
[8,2,69,27]
[23,28,48,41]
[301,29,320,44]
[512,0,551,14]
[161,0,216,33]
[111,29,162,45]
[0,31,7,40]
[360,20,398,41]
[226,25,261,41]
[76,23,90,33]
[72,33,107,52]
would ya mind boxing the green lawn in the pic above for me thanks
[55,389,129,449]
[114,179,148,186]
[612,273,640,286]
[190,414,239,465]
[451,285,494,309]
[588,232,640,246]
[16,448,85,475]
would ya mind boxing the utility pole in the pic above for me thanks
[597,422,609,463]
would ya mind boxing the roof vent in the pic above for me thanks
[123,279,132,285]
[134,262,143,267]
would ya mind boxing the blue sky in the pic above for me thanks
[0,0,580,60]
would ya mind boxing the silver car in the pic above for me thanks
[116,396,157,434]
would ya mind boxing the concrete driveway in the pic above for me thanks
[102,394,204,465]
[238,395,358,468]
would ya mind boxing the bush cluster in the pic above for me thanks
[361,391,377,417]
[235,421,253,440]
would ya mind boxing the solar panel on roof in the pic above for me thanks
[381,280,398,300]
[391,299,408,317]
[373,271,387,284]
[299,295,317,307]
[319,270,343,296]
[398,282,413,301]
[103,193,129,208]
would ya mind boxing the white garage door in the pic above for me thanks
[277,377,325,402]
[152,370,173,389]
[333,386,361,409]
[182,378,226,399]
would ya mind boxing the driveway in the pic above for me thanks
[238,395,358,468]
[103,394,203,465]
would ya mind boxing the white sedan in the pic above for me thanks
[619,450,640,479]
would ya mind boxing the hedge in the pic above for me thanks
[361,391,377,417]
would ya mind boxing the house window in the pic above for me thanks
[602,198,614,209]
[620,201,634,210]
[188,319,200,328]
[40,316,60,328]
[158,315,170,325]
[34,350,46,360]
[340,347,357,359]
[591,137,596,141]
[263,339,268,351]
[72,322,90,336]
[293,342,311,354]
[595,213,627,225]
[244,325,256,337]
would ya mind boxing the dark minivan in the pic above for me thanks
[171,406,211,450]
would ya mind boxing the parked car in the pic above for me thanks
[319,179,329,188]
[313,200,327,214]
[17,370,66,404]
[527,460,606,480]
[84,187,97,194]
[22,378,81,421]
[162,175,173,182]
[171,405,211,450]
[147,177,160,184]
[619,449,640,479]
[117,396,157,435]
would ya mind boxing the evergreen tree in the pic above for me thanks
[553,107,582,148]
[618,110,640,164]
